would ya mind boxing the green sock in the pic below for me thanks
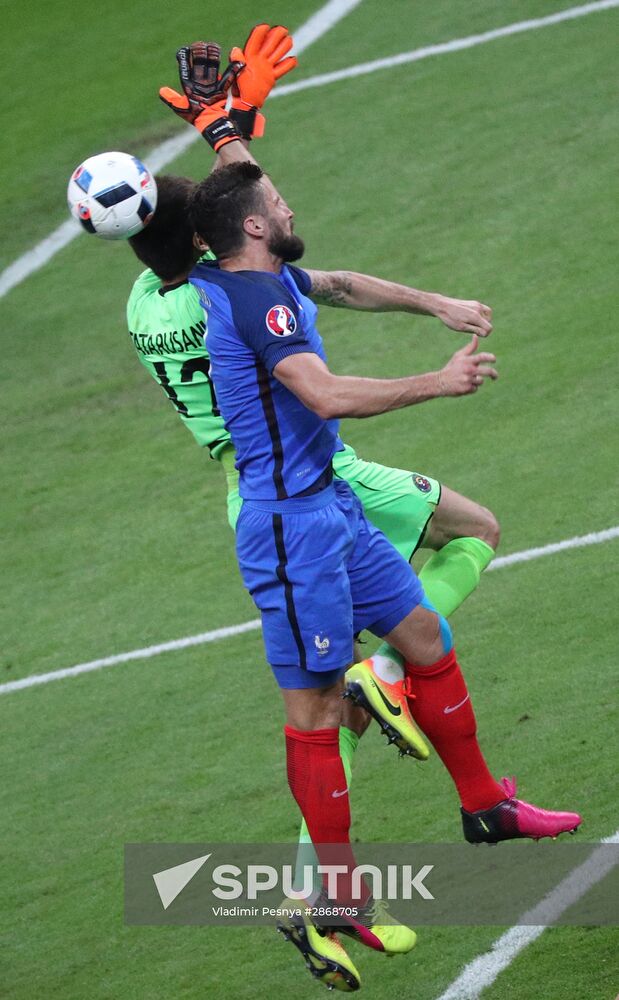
[372,538,494,667]
[418,536,495,618]
[293,726,360,894]
[338,725,360,785]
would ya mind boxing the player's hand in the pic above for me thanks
[437,335,498,396]
[179,41,230,109]
[159,42,243,150]
[160,42,230,123]
[230,24,297,109]
[433,295,493,337]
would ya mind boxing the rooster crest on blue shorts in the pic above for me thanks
[314,634,330,655]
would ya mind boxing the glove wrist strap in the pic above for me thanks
[197,113,242,151]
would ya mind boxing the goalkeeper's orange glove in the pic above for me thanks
[228,24,297,140]
[159,42,244,151]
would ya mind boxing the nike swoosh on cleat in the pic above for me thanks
[370,679,402,717]
[443,694,470,714]
[332,788,349,798]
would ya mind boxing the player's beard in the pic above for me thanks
[267,221,305,262]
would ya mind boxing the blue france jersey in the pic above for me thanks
[189,261,340,500]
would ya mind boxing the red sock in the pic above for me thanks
[285,725,369,905]
[405,650,504,812]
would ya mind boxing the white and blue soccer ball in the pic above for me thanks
[67,151,157,240]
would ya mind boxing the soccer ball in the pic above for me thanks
[67,151,157,240]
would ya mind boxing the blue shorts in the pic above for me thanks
[235,480,424,689]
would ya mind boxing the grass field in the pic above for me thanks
[1,2,618,998]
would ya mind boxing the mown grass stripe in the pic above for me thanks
[1,0,617,300]
[435,829,619,1000]
[1,526,617,696]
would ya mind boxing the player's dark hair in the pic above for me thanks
[128,175,197,281]
[189,161,265,259]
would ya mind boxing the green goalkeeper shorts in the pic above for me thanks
[219,444,243,529]
[222,441,440,561]
[332,443,441,562]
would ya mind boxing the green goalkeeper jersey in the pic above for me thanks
[126,254,231,459]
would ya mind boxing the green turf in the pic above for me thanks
[0,0,320,269]
[295,0,584,78]
[1,2,618,998]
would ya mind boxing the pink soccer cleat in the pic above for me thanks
[461,777,582,844]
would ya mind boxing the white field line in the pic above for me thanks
[487,525,619,570]
[272,0,619,99]
[1,525,617,697]
[0,619,262,696]
[1,0,618,300]
[0,0,364,301]
[435,829,619,1000]
[290,0,365,55]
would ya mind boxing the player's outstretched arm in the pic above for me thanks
[273,336,497,420]
[304,268,493,337]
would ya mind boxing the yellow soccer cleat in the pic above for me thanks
[313,895,417,956]
[276,899,361,992]
[357,898,417,955]
[344,658,430,760]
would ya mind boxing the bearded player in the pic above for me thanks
[130,29,500,741]
[124,28,580,991]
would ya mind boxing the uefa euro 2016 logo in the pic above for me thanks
[265,304,297,337]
